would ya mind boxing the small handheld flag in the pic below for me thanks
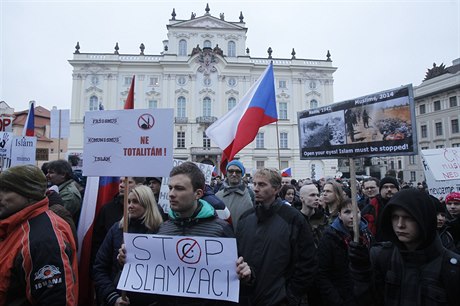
[23,101,35,136]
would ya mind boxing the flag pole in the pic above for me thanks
[58,110,61,160]
[275,120,281,170]
[349,157,360,242]
[121,176,130,301]
[271,60,281,170]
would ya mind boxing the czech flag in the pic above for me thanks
[77,176,120,305]
[124,75,135,109]
[206,63,277,174]
[281,167,292,177]
[212,166,218,177]
[22,101,35,136]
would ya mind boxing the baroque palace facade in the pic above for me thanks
[68,5,338,178]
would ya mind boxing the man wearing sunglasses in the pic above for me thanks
[216,160,254,232]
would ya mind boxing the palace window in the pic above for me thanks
[179,40,187,56]
[177,96,186,118]
[228,41,236,57]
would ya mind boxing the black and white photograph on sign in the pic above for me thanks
[299,111,346,148]
[345,96,412,143]
[297,84,416,159]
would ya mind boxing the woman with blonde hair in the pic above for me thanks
[93,185,164,306]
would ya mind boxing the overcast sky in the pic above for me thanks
[1,0,459,112]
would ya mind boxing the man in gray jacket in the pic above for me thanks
[216,159,254,232]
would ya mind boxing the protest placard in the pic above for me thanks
[297,85,417,159]
[82,109,173,177]
[0,132,13,169]
[10,136,36,167]
[422,154,460,199]
[0,117,13,132]
[421,148,460,181]
[50,109,70,138]
[117,233,239,303]
[158,159,215,213]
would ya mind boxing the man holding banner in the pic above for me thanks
[118,162,252,305]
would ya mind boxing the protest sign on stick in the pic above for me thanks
[297,84,416,159]
[421,149,460,199]
[297,84,417,240]
[83,109,174,177]
[421,148,460,181]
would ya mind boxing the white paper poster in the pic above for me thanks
[421,148,460,181]
[50,109,70,138]
[0,132,13,169]
[118,233,240,303]
[10,136,36,167]
[83,109,174,177]
[0,117,13,132]
[421,154,460,199]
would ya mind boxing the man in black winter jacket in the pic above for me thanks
[118,162,251,306]
[237,168,317,306]
[349,188,460,306]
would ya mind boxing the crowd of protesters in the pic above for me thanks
[1,156,460,305]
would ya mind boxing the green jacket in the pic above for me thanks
[58,179,82,224]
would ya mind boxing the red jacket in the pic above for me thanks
[0,198,78,305]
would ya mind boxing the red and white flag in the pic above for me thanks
[206,63,277,173]
[22,101,35,136]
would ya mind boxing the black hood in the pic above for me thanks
[379,188,437,250]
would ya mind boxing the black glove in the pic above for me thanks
[348,241,371,268]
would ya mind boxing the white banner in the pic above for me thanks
[83,109,174,177]
[421,148,460,181]
[0,132,13,169]
[421,154,460,200]
[10,136,36,166]
[0,117,13,132]
[50,109,70,138]
[118,233,239,303]
[158,159,215,213]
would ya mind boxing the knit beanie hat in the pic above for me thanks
[429,195,447,214]
[379,176,400,192]
[0,164,47,200]
[226,160,245,176]
[446,192,460,203]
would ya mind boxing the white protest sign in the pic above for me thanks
[0,132,13,169]
[421,155,460,199]
[10,136,36,166]
[421,148,460,181]
[118,233,239,303]
[0,117,13,132]
[83,109,173,177]
[50,109,70,138]
[158,159,215,213]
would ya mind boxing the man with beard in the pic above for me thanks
[362,176,399,241]
[358,177,380,210]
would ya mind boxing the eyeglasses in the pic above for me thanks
[228,169,242,174]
